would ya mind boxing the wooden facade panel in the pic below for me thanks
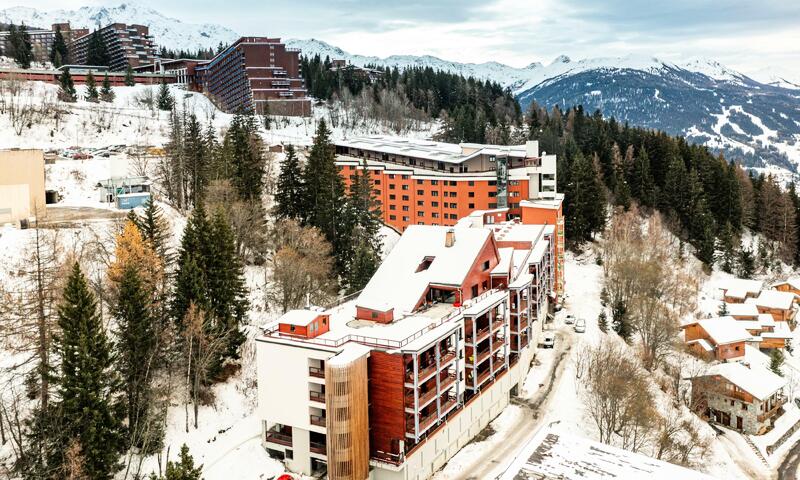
[368,351,405,459]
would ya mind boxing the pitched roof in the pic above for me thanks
[772,277,800,290]
[683,317,753,345]
[719,278,763,297]
[356,225,494,315]
[753,290,797,310]
[723,302,759,317]
[704,362,786,401]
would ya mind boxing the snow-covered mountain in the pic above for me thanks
[0,2,239,51]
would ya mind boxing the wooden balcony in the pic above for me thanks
[758,396,787,422]
[265,431,292,447]
[309,391,325,403]
[310,441,326,455]
[467,347,491,366]
[308,366,325,378]
[491,317,504,331]
[310,414,326,427]
[492,339,504,354]
[466,326,490,344]
[405,373,456,408]
[511,317,529,333]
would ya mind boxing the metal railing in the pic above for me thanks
[265,431,292,446]
[310,441,327,455]
[309,366,325,378]
[309,391,325,403]
[310,414,326,427]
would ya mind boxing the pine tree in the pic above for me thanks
[113,264,160,449]
[737,246,756,279]
[8,24,33,69]
[53,263,124,479]
[564,151,606,244]
[611,299,631,340]
[770,349,784,377]
[50,25,69,67]
[100,72,115,102]
[57,67,77,102]
[301,119,351,276]
[184,114,208,205]
[157,82,175,111]
[137,198,172,262]
[716,222,736,273]
[346,235,380,293]
[86,29,110,66]
[149,444,202,480]
[221,112,264,200]
[274,144,305,219]
[124,65,136,86]
[598,309,608,333]
[718,301,729,316]
[172,205,210,323]
[84,70,99,102]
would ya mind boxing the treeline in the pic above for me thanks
[526,103,798,270]
[3,199,228,479]
[301,54,521,143]
[158,42,228,61]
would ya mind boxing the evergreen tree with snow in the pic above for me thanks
[149,444,202,480]
[52,263,124,479]
[770,349,784,377]
[718,301,729,316]
[157,82,175,111]
[100,72,115,102]
[137,197,172,262]
[630,147,656,208]
[343,159,384,290]
[172,204,210,323]
[50,25,69,67]
[124,65,136,86]
[221,112,264,200]
[7,24,33,69]
[113,264,161,450]
[274,144,304,220]
[184,114,208,206]
[611,299,631,341]
[737,246,756,279]
[57,68,77,102]
[563,151,606,245]
[84,70,99,102]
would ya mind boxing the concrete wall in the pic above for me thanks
[707,393,765,434]
[0,149,45,223]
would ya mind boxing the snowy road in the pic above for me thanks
[449,329,575,480]
[779,442,800,480]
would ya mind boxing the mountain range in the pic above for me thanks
[1,3,799,175]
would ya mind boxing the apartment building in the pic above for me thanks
[195,37,310,116]
[0,23,88,64]
[336,136,565,297]
[72,23,157,71]
[256,217,555,479]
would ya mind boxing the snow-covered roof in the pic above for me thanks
[327,343,371,366]
[491,247,514,276]
[500,428,715,480]
[277,309,323,326]
[724,302,759,317]
[687,338,714,352]
[704,362,786,401]
[336,135,532,164]
[762,322,793,339]
[753,290,797,310]
[356,225,493,315]
[683,317,752,345]
[758,313,777,327]
[719,278,763,297]
[772,278,800,290]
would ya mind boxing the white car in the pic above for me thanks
[564,314,575,325]
[541,333,555,348]
[574,318,586,333]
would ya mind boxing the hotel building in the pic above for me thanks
[71,23,158,71]
[256,211,556,479]
[335,136,565,297]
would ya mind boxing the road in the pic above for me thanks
[450,329,574,480]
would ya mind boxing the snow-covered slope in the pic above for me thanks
[0,2,239,51]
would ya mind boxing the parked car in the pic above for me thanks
[541,332,555,348]
[574,318,586,333]
[564,314,575,324]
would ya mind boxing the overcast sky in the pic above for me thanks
[27,0,800,77]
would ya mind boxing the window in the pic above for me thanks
[417,200,424,206]
[402,216,410,221]
[402,184,409,190]
[468,192,475,198]
[489,203,497,209]
[418,211,425,217]
[290,325,296,332]
[469,203,475,209]
[432,201,439,207]
[402,195,409,201]
[483,260,490,271]
[285,449,294,460]
[432,213,440,218]
[417,190,424,195]
[389,214,396,220]
[388,174,395,179]
[374,179,381,185]
[482,280,488,290]
[389,205,396,210]
[431,180,439,185]
[372,312,378,319]
[402,205,409,211]
[468,181,475,186]
[417,179,424,185]
[471,284,479,297]
[431,191,439,197]
[402,175,410,180]
[389,194,396,200]
[389,184,396,190]
[489,192,496,197]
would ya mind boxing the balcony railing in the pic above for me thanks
[309,366,325,378]
[405,373,456,408]
[310,414,326,427]
[491,317,504,331]
[265,431,292,447]
[405,351,457,383]
[466,326,490,345]
[310,441,327,455]
[758,396,787,422]
[309,391,325,403]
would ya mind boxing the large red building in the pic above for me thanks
[72,23,158,71]
[335,135,565,297]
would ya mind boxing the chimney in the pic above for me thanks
[445,229,456,248]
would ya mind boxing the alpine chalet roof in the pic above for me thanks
[750,290,798,310]
[356,225,493,315]
[704,362,786,401]
[682,317,752,345]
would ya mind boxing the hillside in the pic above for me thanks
[0,2,239,51]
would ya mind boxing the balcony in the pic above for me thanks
[310,441,327,455]
[309,366,325,378]
[405,373,456,409]
[404,350,456,383]
[407,409,439,434]
[466,326,490,345]
[310,414,326,427]
[265,431,292,447]
[492,339,504,354]
[758,396,787,423]
[309,391,325,403]
[467,347,491,366]
[470,369,491,387]
[491,317,504,331]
